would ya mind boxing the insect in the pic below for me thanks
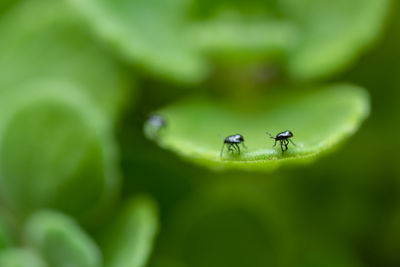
[148,114,166,129]
[220,134,247,156]
[145,114,167,139]
[265,130,295,153]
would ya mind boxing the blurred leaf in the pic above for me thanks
[157,179,290,267]
[187,0,390,80]
[0,0,17,16]
[148,258,188,267]
[288,234,364,267]
[187,0,296,61]
[0,248,48,267]
[0,217,13,249]
[69,0,208,84]
[0,206,20,249]
[146,84,369,171]
[67,0,390,82]
[0,82,120,222]
[281,0,391,80]
[99,195,159,267]
[192,0,280,17]
[0,0,131,119]
[24,210,102,267]
[187,14,298,61]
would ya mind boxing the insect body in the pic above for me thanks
[148,114,166,129]
[265,130,295,153]
[220,134,246,156]
[144,114,167,139]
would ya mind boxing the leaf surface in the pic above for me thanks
[24,210,102,267]
[69,0,207,83]
[0,248,48,267]
[99,196,159,267]
[147,84,369,170]
[0,82,120,222]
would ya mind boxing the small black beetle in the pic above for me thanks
[265,130,295,153]
[220,134,247,156]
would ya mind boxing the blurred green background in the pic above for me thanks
[0,0,399,266]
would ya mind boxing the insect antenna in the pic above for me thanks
[289,139,296,146]
[242,142,247,149]
[265,131,274,139]
[219,134,225,157]
[220,143,226,157]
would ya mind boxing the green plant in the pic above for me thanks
[0,0,397,266]
[146,84,369,170]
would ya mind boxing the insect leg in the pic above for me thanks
[273,140,277,147]
[289,139,296,146]
[235,143,241,154]
[228,144,235,154]
[280,140,284,153]
[232,144,238,151]
[284,139,289,151]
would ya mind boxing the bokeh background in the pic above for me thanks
[0,0,399,267]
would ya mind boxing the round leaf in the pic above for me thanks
[186,0,389,80]
[24,210,102,267]
[0,0,130,119]
[281,0,391,80]
[146,84,369,171]
[0,248,48,267]
[0,81,120,222]
[187,14,298,61]
[69,0,208,83]
[98,195,159,267]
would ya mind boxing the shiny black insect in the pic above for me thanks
[265,130,295,153]
[220,134,247,156]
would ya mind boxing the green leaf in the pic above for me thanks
[146,84,369,171]
[0,0,130,119]
[187,0,390,79]
[98,195,159,267]
[187,14,298,61]
[0,216,14,249]
[158,179,289,267]
[68,0,208,83]
[0,248,48,267]
[0,206,20,249]
[0,0,17,16]
[186,0,297,61]
[148,258,188,267]
[24,210,102,267]
[296,240,363,267]
[281,0,391,80]
[0,81,120,222]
